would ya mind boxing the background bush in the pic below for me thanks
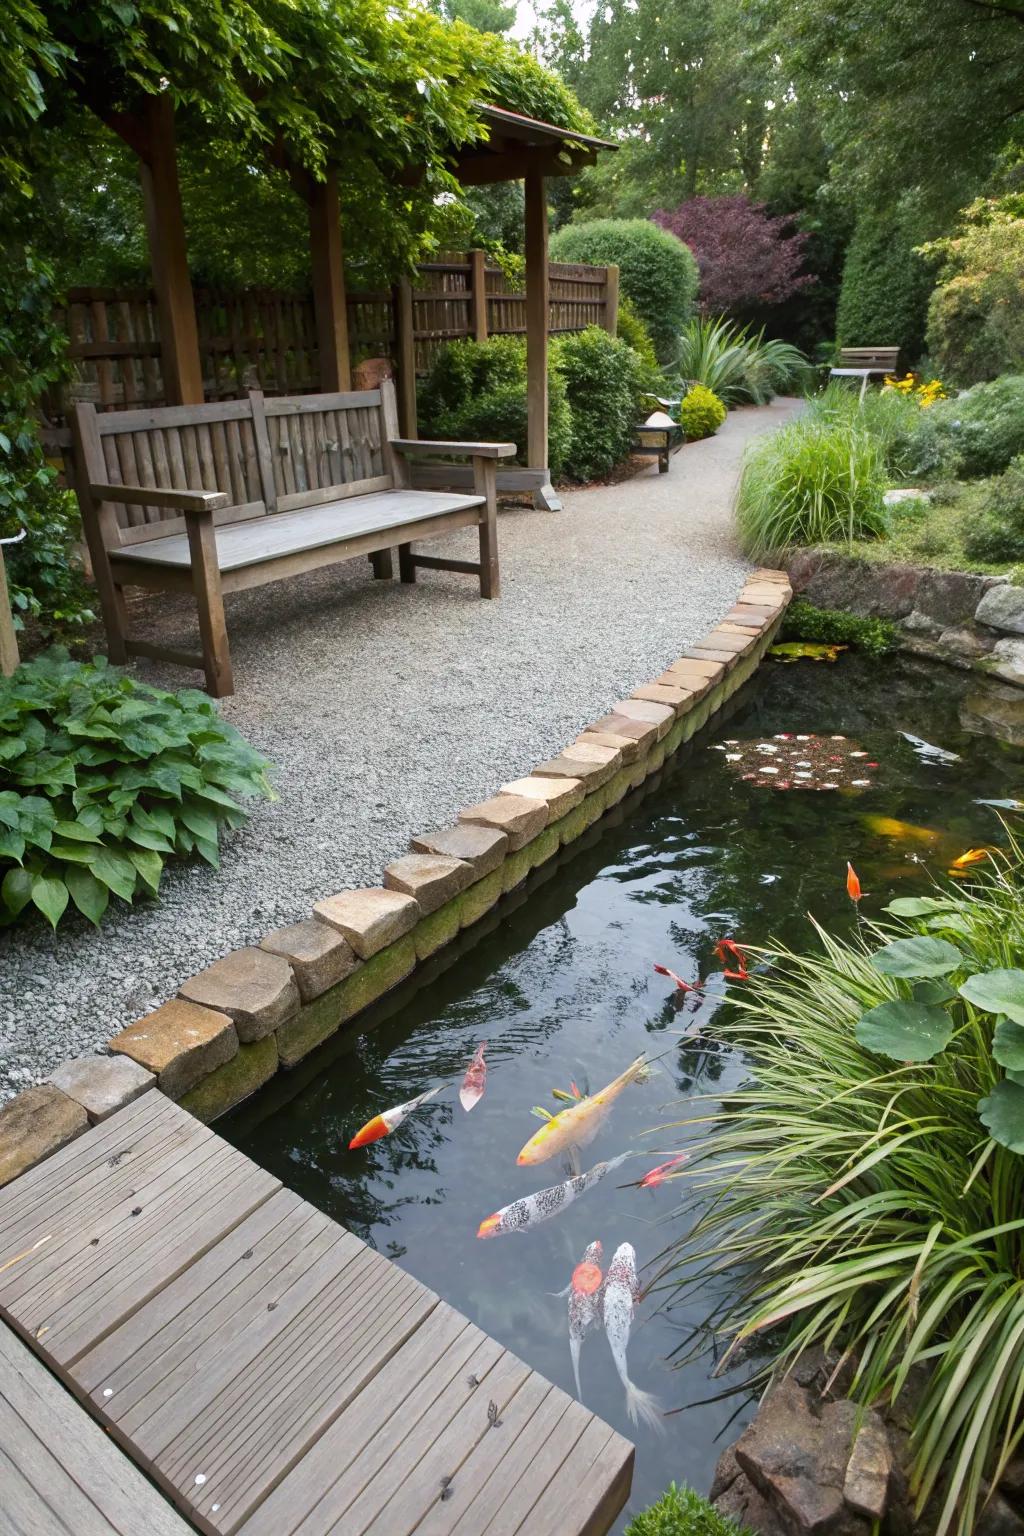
[616,295,663,392]
[417,335,572,478]
[922,198,1024,387]
[555,326,644,481]
[962,456,1024,563]
[781,598,899,656]
[549,218,699,360]
[652,195,813,319]
[0,652,273,930]
[908,374,1024,480]
[672,317,809,405]
[679,384,726,440]
[835,206,935,365]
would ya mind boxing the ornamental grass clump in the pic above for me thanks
[658,840,1024,1536]
[0,650,273,929]
[736,412,888,556]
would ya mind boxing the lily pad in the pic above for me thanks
[870,936,965,979]
[978,1079,1024,1154]
[769,642,848,664]
[856,1000,954,1062]
[993,1019,1024,1072]
[884,897,956,917]
[959,969,1024,1025]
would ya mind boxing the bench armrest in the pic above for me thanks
[389,439,516,460]
[89,482,230,514]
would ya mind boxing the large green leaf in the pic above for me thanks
[993,1019,1024,1072]
[978,1079,1024,1154]
[53,818,103,843]
[65,867,109,927]
[87,847,138,903]
[960,970,1024,1025]
[856,1000,954,1062]
[1,868,33,917]
[884,896,956,917]
[128,848,163,895]
[178,800,219,844]
[31,875,68,930]
[913,978,956,1005]
[870,936,964,978]
[0,827,26,863]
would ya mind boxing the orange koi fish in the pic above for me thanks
[477,1153,630,1238]
[949,848,990,876]
[459,1042,487,1112]
[846,862,862,903]
[348,1084,442,1149]
[653,963,702,995]
[556,1240,604,1400]
[714,938,749,980]
[516,1056,647,1167]
[863,814,942,847]
[639,1153,689,1189]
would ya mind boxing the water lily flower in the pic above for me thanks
[846,862,862,903]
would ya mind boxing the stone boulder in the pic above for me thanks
[976,585,1024,637]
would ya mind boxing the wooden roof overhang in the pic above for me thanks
[447,103,617,186]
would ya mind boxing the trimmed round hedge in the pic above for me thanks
[549,219,699,360]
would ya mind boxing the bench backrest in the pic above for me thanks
[836,346,900,370]
[71,384,400,548]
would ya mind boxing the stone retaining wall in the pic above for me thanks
[0,570,792,1188]
[787,550,1024,686]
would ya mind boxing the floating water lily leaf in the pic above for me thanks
[856,1000,954,1062]
[978,1078,1024,1153]
[993,1018,1024,1072]
[871,936,964,978]
[924,913,974,938]
[769,642,848,664]
[884,897,956,918]
[913,978,957,1005]
[959,970,1024,1025]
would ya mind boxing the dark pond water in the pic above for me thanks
[224,654,1024,1528]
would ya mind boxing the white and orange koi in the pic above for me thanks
[459,1042,487,1112]
[603,1242,663,1430]
[516,1055,647,1167]
[554,1240,605,1400]
[348,1085,442,1149]
[477,1153,629,1239]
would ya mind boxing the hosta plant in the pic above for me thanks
[659,839,1024,1536]
[0,650,273,929]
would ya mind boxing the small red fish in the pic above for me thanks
[639,1153,689,1189]
[846,862,862,903]
[349,1085,441,1149]
[714,938,749,980]
[653,963,702,995]
[459,1041,487,1113]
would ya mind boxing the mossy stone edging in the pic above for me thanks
[0,571,791,1171]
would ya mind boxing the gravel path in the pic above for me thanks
[0,398,798,1099]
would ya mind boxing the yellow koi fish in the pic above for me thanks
[517,1055,647,1167]
[862,814,943,847]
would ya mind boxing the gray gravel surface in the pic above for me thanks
[0,398,798,1099]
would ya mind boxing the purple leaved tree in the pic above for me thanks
[652,196,814,316]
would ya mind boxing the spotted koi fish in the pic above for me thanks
[459,1042,487,1113]
[603,1242,662,1430]
[516,1056,647,1167]
[476,1153,629,1239]
[555,1240,604,1400]
[348,1085,442,1149]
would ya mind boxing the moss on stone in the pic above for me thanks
[554,799,590,846]
[600,765,634,811]
[412,900,462,961]
[528,825,561,868]
[180,1035,278,1123]
[646,739,667,775]
[460,867,503,927]
[501,844,534,893]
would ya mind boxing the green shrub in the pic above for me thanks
[909,375,1024,480]
[736,415,888,556]
[672,318,809,406]
[679,384,726,441]
[624,1482,752,1536]
[781,598,899,656]
[555,326,644,482]
[0,651,273,929]
[809,379,922,478]
[417,335,572,478]
[963,456,1024,563]
[616,295,662,392]
[661,841,1024,1536]
[549,219,699,360]
[921,198,1024,388]
[836,206,935,364]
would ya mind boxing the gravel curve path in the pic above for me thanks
[0,397,798,1099]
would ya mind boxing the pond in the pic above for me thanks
[224,653,1024,1530]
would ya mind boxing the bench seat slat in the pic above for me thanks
[113,489,485,573]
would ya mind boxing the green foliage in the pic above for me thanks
[660,843,1024,1536]
[781,599,899,658]
[555,327,644,481]
[679,385,726,441]
[921,199,1024,388]
[809,379,921,478]
[616,296,662,391]
[549,220,699,360]
[909,376,1024,480]
[671,318,809,406]
[836,209,935,364]
[417,336,572,477]
[624,1482,752,1536]
[962,457,1024,565]
[0,651,273,930]
[736,413,888,556]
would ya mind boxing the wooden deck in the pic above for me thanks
[0,1091,633,1535]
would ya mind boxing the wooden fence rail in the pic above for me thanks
[46,253,617,424]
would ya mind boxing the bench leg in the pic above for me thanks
[398,543,416,584]
[473,456,500,599]
[370,550,393,580]
[186,513,234,698]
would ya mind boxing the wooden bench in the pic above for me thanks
[71,381,514,696]
[829,346,900,401]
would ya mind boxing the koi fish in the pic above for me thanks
[846,862,862,903]
[901,732,960,764]
[949,848,990,876]
[653,963,702,995]
[459,1042,487,1112]
[863,814,942,847]
[476,1153,630,1238]
[639,1153,689,1189]
[516,1056,647,1167]
[554,1240,605,1400]
[348,1084,442,1149]
[603,1242,663,1430]
[714,938,749,980]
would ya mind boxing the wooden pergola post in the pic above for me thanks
[469,249,488,343]
[524,167,560,511]
[308,169,352,392]
[393,277,418,437]
[136,95,204,406]
[0,545,19,678]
